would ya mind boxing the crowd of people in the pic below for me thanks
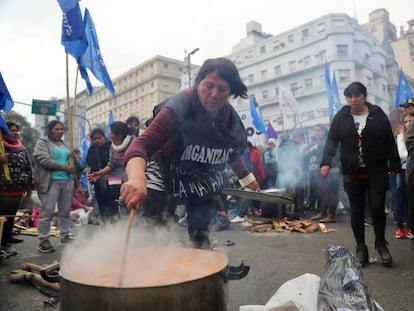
[1,58,413,266]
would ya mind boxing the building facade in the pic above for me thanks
[228,14,399,140]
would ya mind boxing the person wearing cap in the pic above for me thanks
[400,98,414,112]
[321,81,401,267]
[262,138,278,189]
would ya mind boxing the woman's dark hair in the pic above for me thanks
[195,58,248,99]
[90,128,106,140]
[343,82,367,97]
[46,120,64,134]
[6,121,18,130]
[110,121,128,139]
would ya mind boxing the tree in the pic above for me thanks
[5,111,39,162]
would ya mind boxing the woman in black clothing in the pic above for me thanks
[321,82,400,267]
[86,128,111,222]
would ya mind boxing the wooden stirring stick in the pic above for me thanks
[118,208,135,287]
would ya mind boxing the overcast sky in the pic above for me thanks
[1,0,413,123]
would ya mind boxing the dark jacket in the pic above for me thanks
[321,102,400,191]
[86,141,111,173]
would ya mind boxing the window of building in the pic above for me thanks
[290,82,298,95]
[337,45,348,58]
[382,84,387,95]
[332,19,345,27]
[163,63,169,68]
[338,69,351,83]
[367,76,372,87]
[163,82,169,88]
[302,28,309,38]
[274,65,281,76]
[316,23,325,33]
[289,60,296,72]
[315,50,326,62]
[365,53,370,63]
[273,40,280,51]
[261,70,268,80]
[262,90,269,100]
[275,86,279,99]
[303,56,311,66]
[150,81,154,88]
[288,34,294,43]
[248,74,254,83]
[260,45,266,53]
[305,78,313,89]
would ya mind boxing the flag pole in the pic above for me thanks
[65,52,74,165]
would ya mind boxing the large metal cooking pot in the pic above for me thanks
[59,247,248,311]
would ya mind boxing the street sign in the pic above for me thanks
[31,99,57,116]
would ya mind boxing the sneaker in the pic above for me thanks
[319,216,336,223]
[230,216,246,223]
[1,244,18,257]
[405,229,413,239]
[311,214,325,221]
[395,228,406,239]
[254,208,262,216]
[38,239,55,253]
[356,244,369,267]
[376,242,393,267]
[10,237,24,244]
[60,235,72,245]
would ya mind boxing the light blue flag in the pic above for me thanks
[249,95,267,136]
[331,71,342,117]
[394,68,413,109]
[324,61,336,121]
[0,72,14,113]
[79,66,94,95]
[80,126,89,165]
[105,111,115,138]
[56,0,78,12]
[60,2,87,58]
[79,9,116,97]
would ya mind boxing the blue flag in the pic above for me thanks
[80,126,89,165]
[60,2,87,58]
[324,62,342,121]
[56,0,78,12]
[394,68,413,109]
[105,111,115,138]
[79,9,116,97]
[0,72,14,113]
[249,95,267,137]
[267,122,278,140]
[0,113,12,138]
[79,66,94,95]
[331,71,342,117]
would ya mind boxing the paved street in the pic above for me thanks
[1,212,413,311]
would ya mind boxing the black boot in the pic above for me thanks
[356,244,369,267]
[375,241,393,267]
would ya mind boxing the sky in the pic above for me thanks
[1,0,413,124]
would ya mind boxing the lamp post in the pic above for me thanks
[185,48,200,88]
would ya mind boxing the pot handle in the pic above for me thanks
[224,260,250,281]
[40,262,60,283]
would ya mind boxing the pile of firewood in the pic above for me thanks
[14,224,75,239]
[9,262,60,292]
[238,216,336,234]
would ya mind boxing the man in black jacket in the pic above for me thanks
[321,82,401,267]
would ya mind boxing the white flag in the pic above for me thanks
[278,82,300,114]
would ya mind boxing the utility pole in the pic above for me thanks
[184,48,200,88]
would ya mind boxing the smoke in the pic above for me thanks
[60,218,227,288]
